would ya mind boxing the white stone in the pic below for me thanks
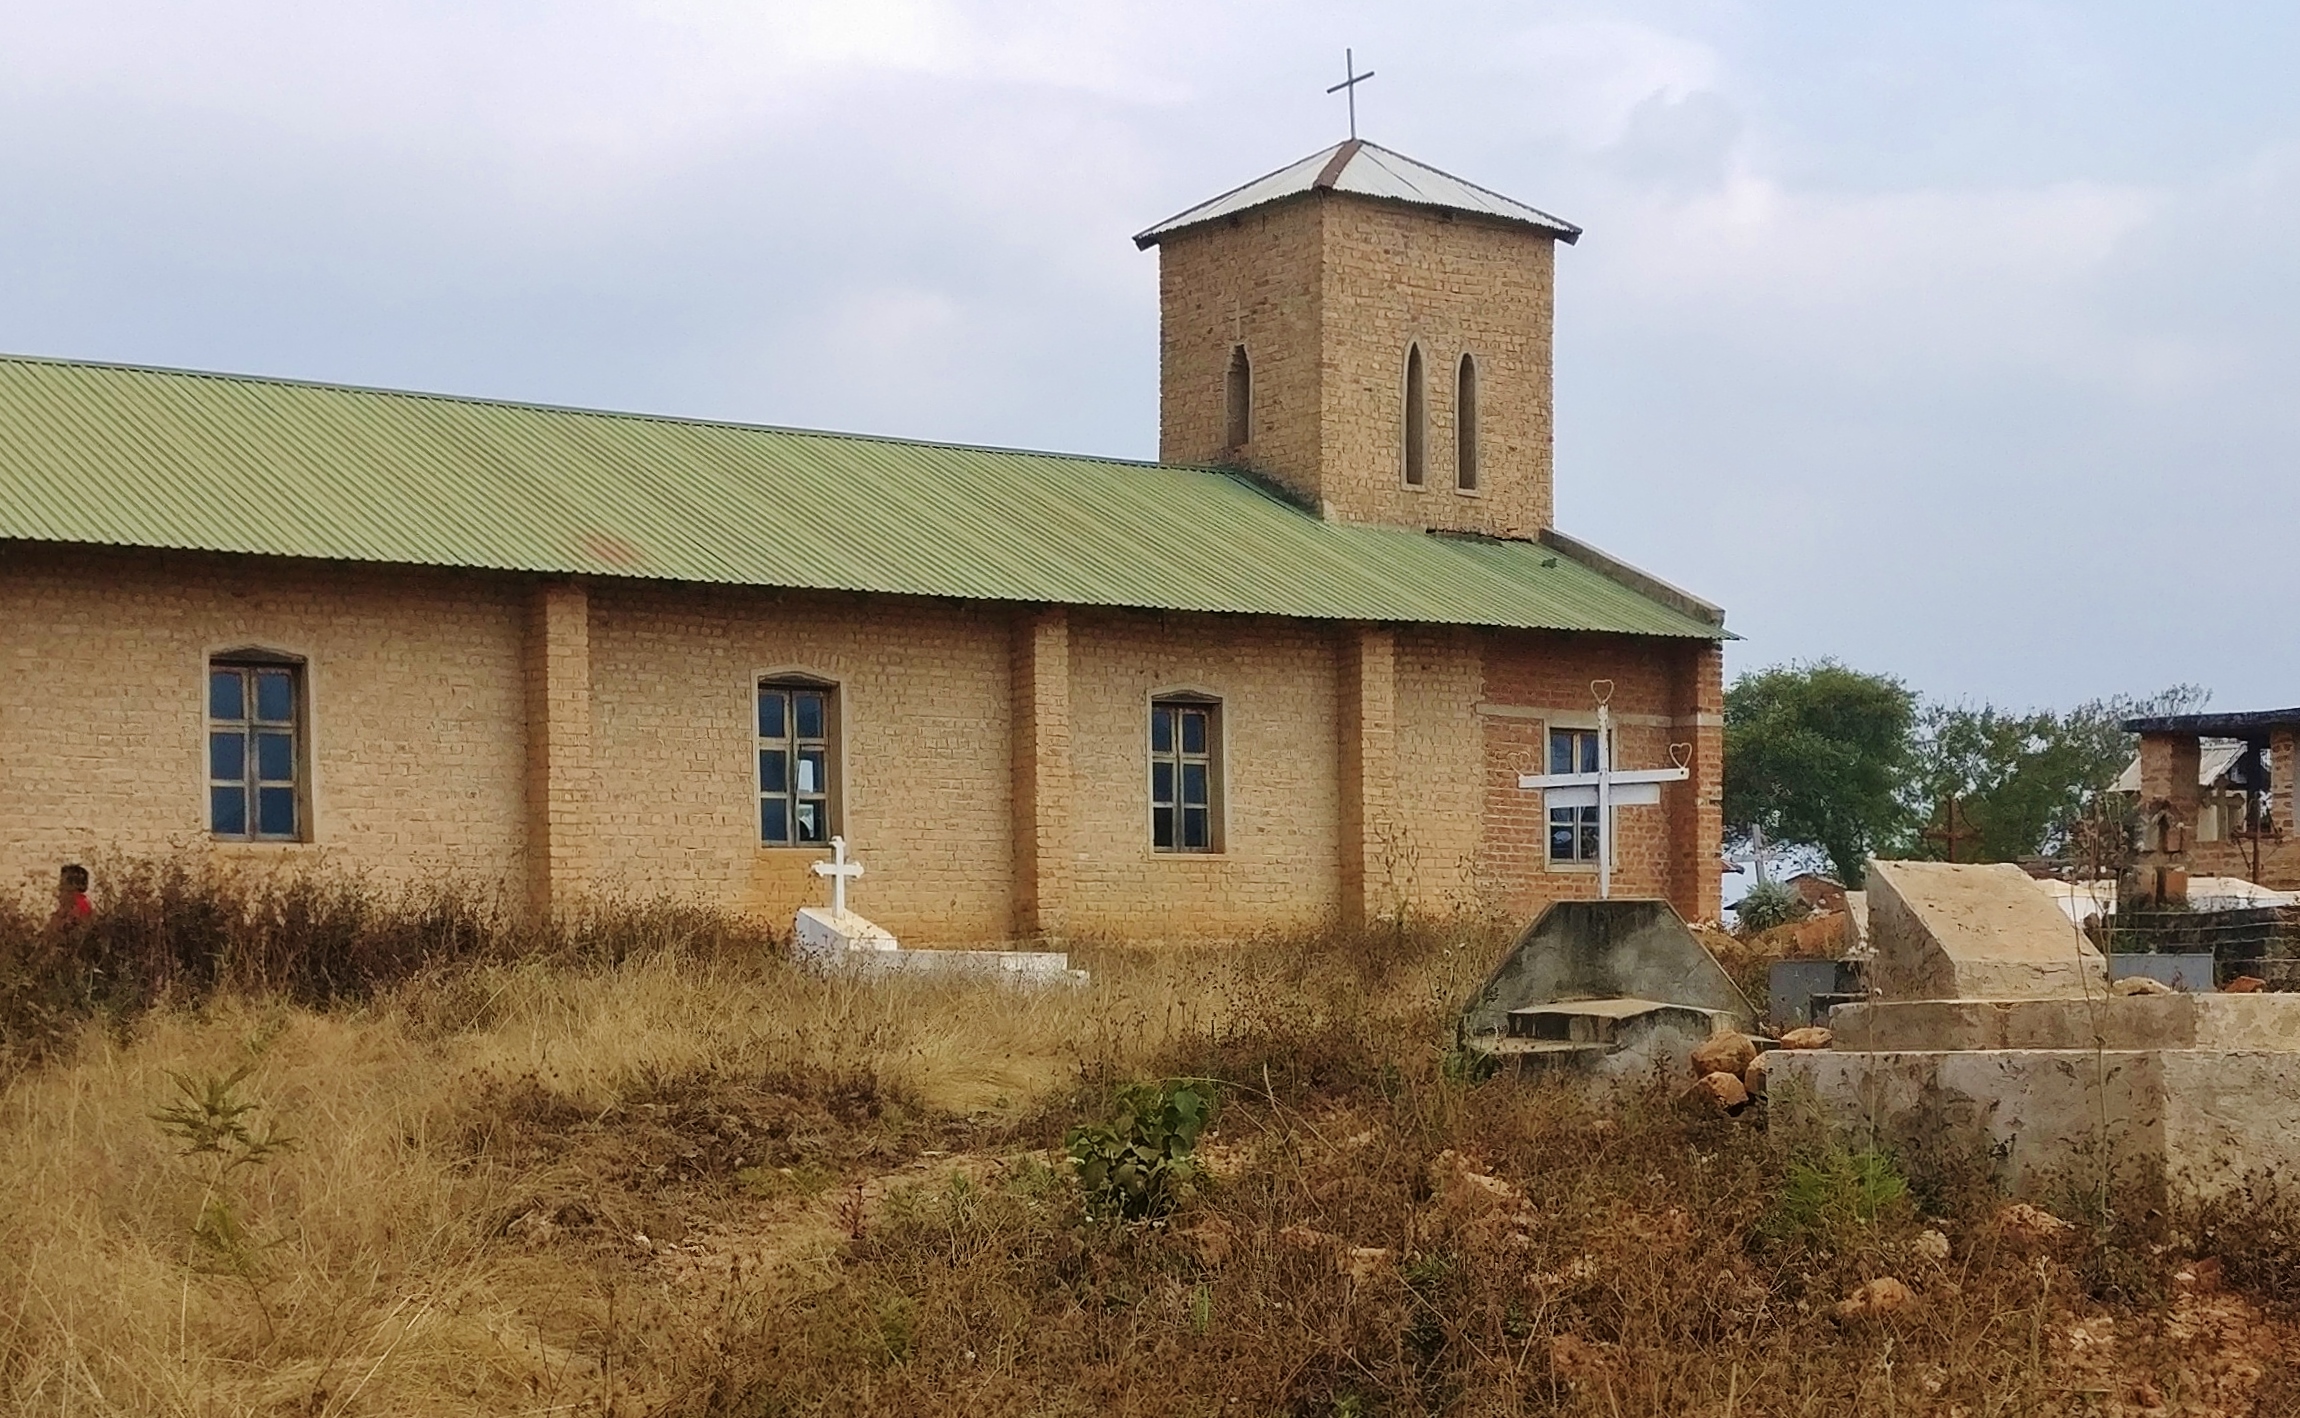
[792,905,899,965]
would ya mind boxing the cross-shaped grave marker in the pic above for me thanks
[1516,681,1692,900]
[811,834,865,917]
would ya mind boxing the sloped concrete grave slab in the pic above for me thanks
[788,840,1088,987]
[1772,859,2300,1206]
[1866,860,2107,1001]
[1461,899,1756,1078]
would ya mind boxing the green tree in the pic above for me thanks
[1724,661,1916,887]
[1901,686,2207,864]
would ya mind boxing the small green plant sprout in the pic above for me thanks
[1065,1079,1216,1222]
[1766,1146,1910,1246]
[153,1064,295,1335]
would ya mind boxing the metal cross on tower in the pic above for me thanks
[1516,682,1692,900]
[1326,49,1375,140]
[811,834,865,916]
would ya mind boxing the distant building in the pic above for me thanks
[2119,708,2299,899]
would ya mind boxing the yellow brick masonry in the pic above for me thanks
[0,543,528,889]
[1,543,1716,939]
[523,580,593,918]
[1011,606,1073,939]
[1158,191,1558,538]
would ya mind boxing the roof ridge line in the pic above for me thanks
[0,350,1192,474]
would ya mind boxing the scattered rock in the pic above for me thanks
[2174,1256,2224,1295]
[1176,1214,1239,1266]
[1690,1031,1758,1079]
[2224,975,2267,994]
[1912,1228,1951,1264]
[1549,1333,1617,1386]
[1834,1276,1914,1320]
[1624,1206,1694,1252]
[1996,1202,2076,1246]
[1278,1223,1340,1252]
[1693,1071,1750,1113]
[1427,1150,1522,1209]
[1779,1026,1834,1050]
[1341,1246,1394,1281]
[1742,1051,1772,1096]
[2114,975,2174,996]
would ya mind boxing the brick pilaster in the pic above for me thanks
[1339,624,1399,928]
[523,579,592,919]
[1012,606,1072,940]
[2133,732,2201,905]
[1670,640,1725,922]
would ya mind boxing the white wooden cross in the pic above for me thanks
[1516,683,1691,900]
[811,835,865,916]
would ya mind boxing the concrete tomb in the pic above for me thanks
[1771,858,2300,1207]
[1461,899,1754,1075]
[1865,860,2107,1002]
[790,837,1087,986]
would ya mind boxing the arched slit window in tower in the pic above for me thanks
[1402,344,1426,486]
[1224,345,1251,451]
[1456,354,1480,491]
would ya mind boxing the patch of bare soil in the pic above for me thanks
[462,1064,981,1259]
[2046,1268,2300,1417]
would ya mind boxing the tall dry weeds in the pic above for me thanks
[3,861,2296,1414]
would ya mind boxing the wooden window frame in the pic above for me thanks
[206,653,309,842]
[758,677,840,847]
[1150,694,1223,854]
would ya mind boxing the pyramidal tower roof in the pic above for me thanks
[1133,139,1581,249]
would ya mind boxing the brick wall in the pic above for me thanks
[0,543,527,896]
[2,543,1724,941]
[584,581,1018,944]
[1155,193,1559,538]
[1065,608,1344,937]
[1316,200,1557,537]
[1158,199,1327,500]
[1476,630,1722,923]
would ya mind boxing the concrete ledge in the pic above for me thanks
[1829,994,2300,1053]
[1771,1046,2300,1206]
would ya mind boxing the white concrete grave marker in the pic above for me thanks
[811,834,865,916]
[793,835,899,963]
[1516,681,1690,899]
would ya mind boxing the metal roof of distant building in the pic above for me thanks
[0,354,1719,639]
[2122,709,2300,739]
[1133,139,1581,248]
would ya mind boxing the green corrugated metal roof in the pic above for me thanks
[0,354,1722,638]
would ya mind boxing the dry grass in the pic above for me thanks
[4,864,2299,1414]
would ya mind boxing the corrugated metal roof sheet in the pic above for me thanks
[1135,139,1581,248]
[0,354,1719,638]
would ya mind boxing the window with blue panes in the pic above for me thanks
[1150,698,1220,852]
[208,661,304,840]
[758,681,835,845]
[1547,727,1601,864]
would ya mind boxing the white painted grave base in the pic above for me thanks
[790,906,1087,987]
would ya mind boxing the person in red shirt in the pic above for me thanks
[51,863,92,929]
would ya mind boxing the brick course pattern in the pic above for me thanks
[1158,192,1558,538]
[1,544,1719,940]
[0,543,528,895]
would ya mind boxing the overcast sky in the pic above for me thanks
[3,2,2293,710]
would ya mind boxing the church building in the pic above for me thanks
[0,138,1728,941]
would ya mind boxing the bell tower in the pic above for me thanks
[1136,140,1579,539]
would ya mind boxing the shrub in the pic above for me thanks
[1063,1079,1216,1221]
[1735,879,1811,935]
